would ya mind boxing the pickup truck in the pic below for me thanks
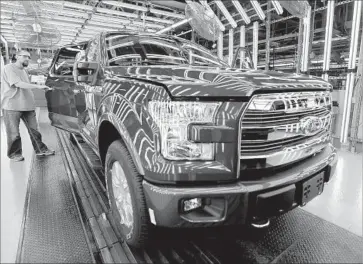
[45,31,337,248]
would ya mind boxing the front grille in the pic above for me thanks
[239,91,332,172]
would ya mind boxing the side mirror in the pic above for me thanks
[73,61,100,85]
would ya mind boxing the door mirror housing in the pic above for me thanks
[73,61,100,86]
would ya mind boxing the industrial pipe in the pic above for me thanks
[156,18,192,34]
[218,31,223,60]
[322,0,335,80]
[253,21,259,70]
[240,26,246,68]
[340,0,362,145]
[228,28,234,66]
[301,5,312,73]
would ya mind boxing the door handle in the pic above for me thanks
[93,86,104,94]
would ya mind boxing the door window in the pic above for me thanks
[52,45,87,76]
[87,37,100,62]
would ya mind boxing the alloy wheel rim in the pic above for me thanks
[110,161,134,231]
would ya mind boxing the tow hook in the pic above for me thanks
[251,218,270,228]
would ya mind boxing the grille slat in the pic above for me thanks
[241,135,305,149]
[240,91,332,163]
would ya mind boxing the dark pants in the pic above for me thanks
[2,110,49,158]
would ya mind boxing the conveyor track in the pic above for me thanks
[55,129,363,264]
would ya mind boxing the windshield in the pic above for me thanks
[106,34,229,67]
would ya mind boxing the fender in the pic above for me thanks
[98,111,145,176]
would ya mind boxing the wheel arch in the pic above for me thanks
[98,115,145,176]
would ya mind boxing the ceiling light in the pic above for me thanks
[251,0,265,20]
[92,14,129,24]
[215,1,237,28]
[88,21,125,29]
[96,6,138,18]
[232,0,250,24]
[271,1,283,15]
[54,17,85,24]
[102,0,148,12]
[61,1,94,11]
[47,21,81,27]
[199,0,225,31]
[143,16,174,25]
[149,8,185,19]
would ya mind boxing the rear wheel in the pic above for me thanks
[105,140,150,248]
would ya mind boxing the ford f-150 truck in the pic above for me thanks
[45,31,337,248]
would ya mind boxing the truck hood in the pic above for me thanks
[109,66,332,98]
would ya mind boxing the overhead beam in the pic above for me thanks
[251,0,266,20]
[215,1,237,28]
[232,0,250,24]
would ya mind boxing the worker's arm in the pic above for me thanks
[13,81,49,90]
[4,66,50,90]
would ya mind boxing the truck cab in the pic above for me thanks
[45,31,337,248]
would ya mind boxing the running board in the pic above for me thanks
[70,134,103,170]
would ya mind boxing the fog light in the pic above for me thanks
[183,198,202,212]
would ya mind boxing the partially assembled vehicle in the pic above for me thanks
[45,31,337,247]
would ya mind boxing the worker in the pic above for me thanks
[1,50,55,161]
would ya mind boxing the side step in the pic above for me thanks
[58,130,139,263]
[71,134,103,170]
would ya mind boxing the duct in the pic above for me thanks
[301,5,312,73]
[322,0,334,80]
[253,21,259,70]
[228,28,234,66]
[156,18,192,34]
[340,0,362,144]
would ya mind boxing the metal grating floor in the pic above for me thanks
[65,132,363,263]
[16,110,94,263]
[16,110,363,263]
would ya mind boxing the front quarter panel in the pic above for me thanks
[97,73,246,184]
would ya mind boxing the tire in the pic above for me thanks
[105,140,149,248]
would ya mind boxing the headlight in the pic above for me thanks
[148,101,220,160]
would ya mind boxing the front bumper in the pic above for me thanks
[143,144,337,227]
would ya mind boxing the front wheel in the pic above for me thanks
[105,140,150,248]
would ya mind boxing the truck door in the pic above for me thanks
[45,43,88,134]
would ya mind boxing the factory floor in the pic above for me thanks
[1,107,362,263]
